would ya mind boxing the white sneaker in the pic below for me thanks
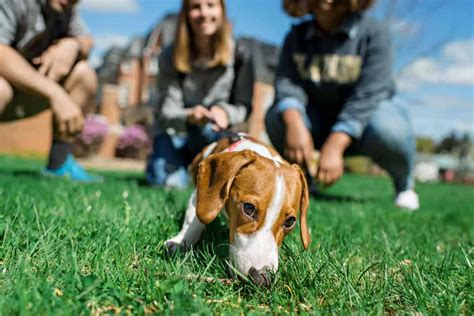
[395,189,420,211]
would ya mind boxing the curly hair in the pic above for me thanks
[283,0,376,17]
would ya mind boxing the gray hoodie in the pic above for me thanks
[154,43,253,135]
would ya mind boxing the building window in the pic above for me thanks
[118,83,129,108]
[120,60,133,74]
[148,56,159,75]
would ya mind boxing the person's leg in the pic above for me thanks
[186,123,223,157]
[265,104,327,194]
[146,133,190,188]
[265,104,334,153]
[1,63,100,182]
[356,97,419,209]
[46,60,98,169]
[264,105,289,155]
[0,77,14,115]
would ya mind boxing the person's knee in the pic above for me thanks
[0,77,14,114]
[368,99,414,147]
[362,116,415,169]
[68,60,98,97]
[265,106,286,152]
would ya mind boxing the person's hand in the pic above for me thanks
[49,89,84,140]
[209,106,229,131]
[316,132,351,186]
[187,105,213,126]
[282,109,314,170]
[317,146,344,186]
[33,38,80,82]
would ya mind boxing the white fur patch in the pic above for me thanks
[226,139,283,166]
[165,190,205,246]
[202,142,218,159]
[230,174,285,275]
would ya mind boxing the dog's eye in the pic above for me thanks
[283,216,296,230]
[242,203,256,218]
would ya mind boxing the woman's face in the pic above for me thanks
[311,0,349,26]
[188,0,224,38]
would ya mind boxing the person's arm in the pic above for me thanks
[273,26,314,167]
[331,21,395,140]
[34,7,94,81]
[155,46,189,133]
[317,21,395,186]
[213,42,254,127]
[317,131,351,186]
[0,44,84,136]
[66,6,93,59]
[69,35,93,60]
[274,27,308,122]
[0,44,64,102]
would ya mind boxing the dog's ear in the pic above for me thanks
[292,164,311,250]
[196,150,256,225]
[189,144,208,185]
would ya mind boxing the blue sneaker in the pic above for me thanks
[42,155,103,183]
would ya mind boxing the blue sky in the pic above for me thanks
[79,0,474,141]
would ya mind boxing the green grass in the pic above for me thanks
[0,155,473,314]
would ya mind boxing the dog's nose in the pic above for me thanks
[248,267,272,288]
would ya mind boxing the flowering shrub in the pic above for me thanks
[73,115,108,157]
[115,124,151,160]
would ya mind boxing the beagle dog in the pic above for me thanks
[165,134,310,286]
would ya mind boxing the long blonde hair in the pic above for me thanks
[174,0,232,73]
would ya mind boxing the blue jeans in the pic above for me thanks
[265,97,416,192]
[146,123,223,188]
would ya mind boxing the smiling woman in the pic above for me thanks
[146,0,254,188]
[174,0,232,73]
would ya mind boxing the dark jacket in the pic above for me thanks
[274,13,396,139]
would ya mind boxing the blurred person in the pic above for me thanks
[283,0,310,18]
[0,0,101,182]
[266,0,419,210]
[146,0,253,188]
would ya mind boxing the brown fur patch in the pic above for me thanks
[193,136,310,249]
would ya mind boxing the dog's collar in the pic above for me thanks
[226,133,249,152]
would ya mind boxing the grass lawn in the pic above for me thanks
[0,155,473,314]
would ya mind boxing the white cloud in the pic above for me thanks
[405,94,474,140]
[80,0,139,13]
[389,18,420,39]
[442,39,474,64]
[397,38,474,89]
[409,115,473,141]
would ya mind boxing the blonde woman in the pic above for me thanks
[147,0,253,188]
[267,0,419,210]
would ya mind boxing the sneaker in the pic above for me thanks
[394,189,420,211]
[42,155,103,183]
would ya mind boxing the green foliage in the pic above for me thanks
[1,155,473,314]
[416,137,436,154]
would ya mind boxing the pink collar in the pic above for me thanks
[226,138,248,152]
